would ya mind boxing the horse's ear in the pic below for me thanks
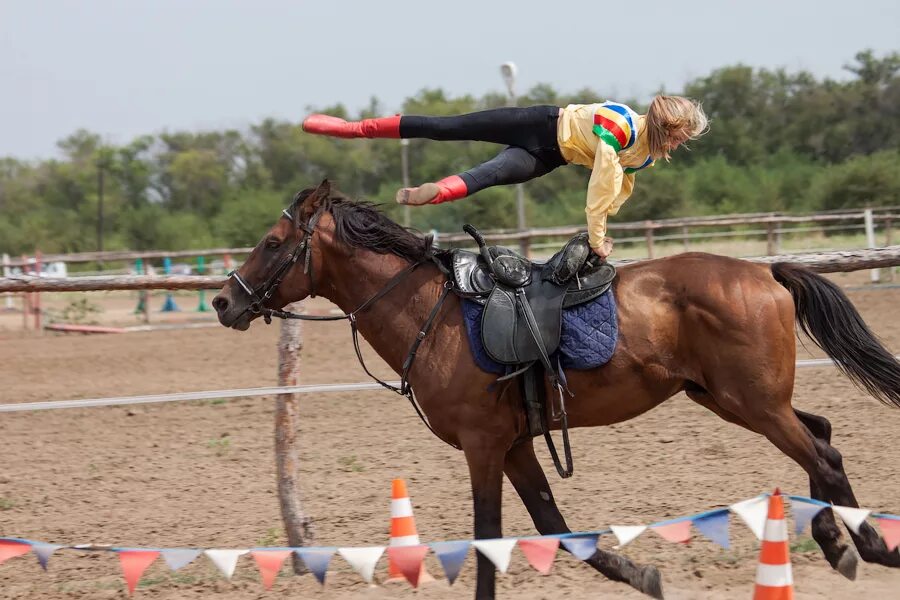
[300,179,333,217]
[315,179,332,199]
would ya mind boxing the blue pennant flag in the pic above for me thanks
[161,549,202,571]
[791,499,826,536]
[561,535,599,561]
[430,540,470,585]
[31,543,63,571]
[294,548,334,585]
[693,511,730,549]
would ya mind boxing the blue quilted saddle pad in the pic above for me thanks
[460,289,618,374]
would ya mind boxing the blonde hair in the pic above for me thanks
[646,95,709,160]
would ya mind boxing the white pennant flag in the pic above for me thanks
[338,546,385,584]
[204,549,248,579]
[472,539,518,574]
[831,505,871,535]
[610,525,647,548]
[730,495,769,540]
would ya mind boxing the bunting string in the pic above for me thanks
[1,491,898,594]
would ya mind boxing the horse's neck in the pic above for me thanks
[323,253,442,374]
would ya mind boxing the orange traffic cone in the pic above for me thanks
[753,489,794,600]
[387,478,433,583]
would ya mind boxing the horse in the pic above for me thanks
[212,181,900,599]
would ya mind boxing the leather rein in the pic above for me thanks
[227,206,455,446]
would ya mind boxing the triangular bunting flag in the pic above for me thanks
[338,546,385,584]
[610,525,646,548]
[832,505,871,535]
[0,540,32,566]
[730,495,769,539]
[31,543,62,570]
[386,545,429,587]
[251,550,291,590]
[518,537,559,575]
[118,550,160,595]
[471,539,517,574]
[429,541,469,585]
[294,548,334,585]
[693,511,730,549]
[561,535,599,561]
[789,498,826,536]
[204,549,248,579]
[651,521,692,543]
[161,549,202,571]
[876,518,900,552]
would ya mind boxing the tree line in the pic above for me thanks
[1,50,898,256]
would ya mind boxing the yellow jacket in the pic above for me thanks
[556,103,654,248]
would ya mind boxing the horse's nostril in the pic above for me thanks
[212,296,229,313]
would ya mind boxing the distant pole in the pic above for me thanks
[401,139,411,227]
[97,160,105,256]
[501,62,528,254]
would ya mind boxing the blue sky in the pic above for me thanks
[1,0,898,158]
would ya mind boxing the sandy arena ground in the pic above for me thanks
[0,271,898,599]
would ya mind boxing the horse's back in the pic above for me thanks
[612,251,795,375]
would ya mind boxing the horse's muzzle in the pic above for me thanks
[212,288,253,330]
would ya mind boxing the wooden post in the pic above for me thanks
[682,225,689,252]
[645,222,655,259]
[886,218,894,282]
[21,254,30,330]
[766,221,777,256]
[864,209,880,284]
[275,301,314,573]
[1,254,13,311]
[34,250,42,332]
[519,232,531,259]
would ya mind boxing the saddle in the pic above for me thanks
[448,225,617,478]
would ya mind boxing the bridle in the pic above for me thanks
[227,203,456,447]
[229,208,321,324]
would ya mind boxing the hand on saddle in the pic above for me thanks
[592,237,614,260]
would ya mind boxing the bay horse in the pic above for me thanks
[212,181,900,599]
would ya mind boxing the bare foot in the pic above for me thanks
[396,183,440,205]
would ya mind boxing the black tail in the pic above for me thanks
[772,263,900,407]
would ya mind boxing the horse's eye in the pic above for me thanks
[265,238,281,250]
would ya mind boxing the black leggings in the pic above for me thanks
[399,105,566,194]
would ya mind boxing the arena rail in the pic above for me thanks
[3,206,897,268]
[1,246,899,293]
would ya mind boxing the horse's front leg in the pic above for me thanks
[462,436,507,600]
[504,440,664,599]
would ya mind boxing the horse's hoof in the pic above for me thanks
[639,564,664,599]
[836,546,859,581]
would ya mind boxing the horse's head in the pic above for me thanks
[212,179,335,330]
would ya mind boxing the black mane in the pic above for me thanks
[290,186,434,263]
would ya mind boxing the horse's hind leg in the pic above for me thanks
[794,409,900,569]
[688,386,858,577]
[503,440,664,599]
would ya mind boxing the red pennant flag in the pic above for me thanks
[518,538,559,575]
[0,540,31,565]
[118,550,160,595]
[251,550,291,590]
[877,518,900,552]
[651,521,692,544]
[386,545,429,587]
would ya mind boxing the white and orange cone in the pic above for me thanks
[753,489,794,600]
[387,478,433,583]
